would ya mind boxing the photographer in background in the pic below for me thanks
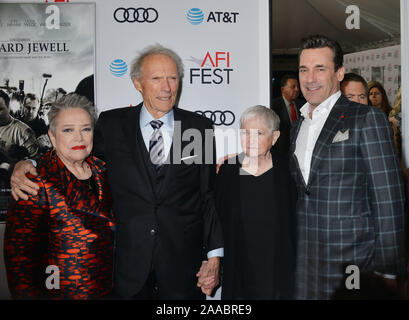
[21,93,51,152]
[0,90,40,192]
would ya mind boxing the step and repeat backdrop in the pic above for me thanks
[0,0,271,299]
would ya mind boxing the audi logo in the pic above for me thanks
[195,110,235,126]
[113,7,159,23]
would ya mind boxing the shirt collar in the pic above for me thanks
[282,96,290,107]
[300,90,341,119]
[140,103,174,129]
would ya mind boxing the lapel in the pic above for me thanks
[306,95,349,186]
[279,97,292,126]
[290,115,306,188]
[49,152,114,223]
[155,107,188,201]
[121,103,157,199]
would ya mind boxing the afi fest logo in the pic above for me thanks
[186,8,239,25]
[190,51,233,85]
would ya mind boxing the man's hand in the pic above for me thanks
[216,153,237,174]
[196,257,220,296]
[10,160,39,201]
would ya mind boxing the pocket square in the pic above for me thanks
[332,129,349,143]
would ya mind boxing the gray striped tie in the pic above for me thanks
[149,120,165,173]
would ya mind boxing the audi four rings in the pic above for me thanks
[114,7,159,23]
[195,110,235,126]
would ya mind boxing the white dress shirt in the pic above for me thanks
[139,104,174,160]
[294,91,341,185]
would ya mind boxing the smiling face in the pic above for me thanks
[133,54,179,119]
[341,80,368,105]
[240,116,280,158]
[48,108,93,166]
[299,47,344,109]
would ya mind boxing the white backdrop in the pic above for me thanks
[93,0,270,158]
[344,45,401,106]
[0,0,271,299]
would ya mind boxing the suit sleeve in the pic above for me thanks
[359,107,405,275]
[93,111,106,161]
[4,175,49,299]
[200,123,224,258]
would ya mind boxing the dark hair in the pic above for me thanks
[10,91,23,103]
[367,81,392,115]
[0,90,10,107]
[341,73,368,95]
[23,93,39,105]
[298,34,344,71]
[280,73,298,88]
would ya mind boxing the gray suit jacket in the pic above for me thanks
[290,95,406,300]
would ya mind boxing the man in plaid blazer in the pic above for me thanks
[290,34,406,299]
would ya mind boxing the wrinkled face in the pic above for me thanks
[281,78,300,102]
[133,54,179,119]
[240,116,280,158]
[23,98,39,121]
[341,81,368,105]
[299,47,344,108]
[49,108,93,165]
[369,87,382,107]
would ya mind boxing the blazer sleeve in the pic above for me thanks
[93,111,106,161]
[4,174,49,299]
[359,107,406,275]
[200,123,224,258]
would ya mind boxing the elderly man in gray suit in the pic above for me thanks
[290,34,405,299]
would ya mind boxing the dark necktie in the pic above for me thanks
[149,120,165,173]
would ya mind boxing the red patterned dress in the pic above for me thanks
[4,151,115,299]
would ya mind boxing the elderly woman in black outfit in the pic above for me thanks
[216,105,296,299]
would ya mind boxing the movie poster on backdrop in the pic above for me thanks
[0,2,95,222]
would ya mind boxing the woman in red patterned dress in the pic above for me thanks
[4,93,115,299]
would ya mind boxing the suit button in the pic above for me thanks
[305,189,310,195]
[150,229,156,236]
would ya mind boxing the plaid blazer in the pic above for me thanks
[290,95,406,300]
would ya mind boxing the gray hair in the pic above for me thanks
[48,93,96,135]
[129,44,184,81]
[240,105,280,132]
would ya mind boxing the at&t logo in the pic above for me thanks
[190,51,233,85]
[110,59,128,77]
[186,8,204,25]
[186,8,239,25]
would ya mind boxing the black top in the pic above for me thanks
[216,151,297,300]
[26,117,48,138]
[238,167,277,298]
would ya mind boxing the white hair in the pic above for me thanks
[240,105,280,132]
